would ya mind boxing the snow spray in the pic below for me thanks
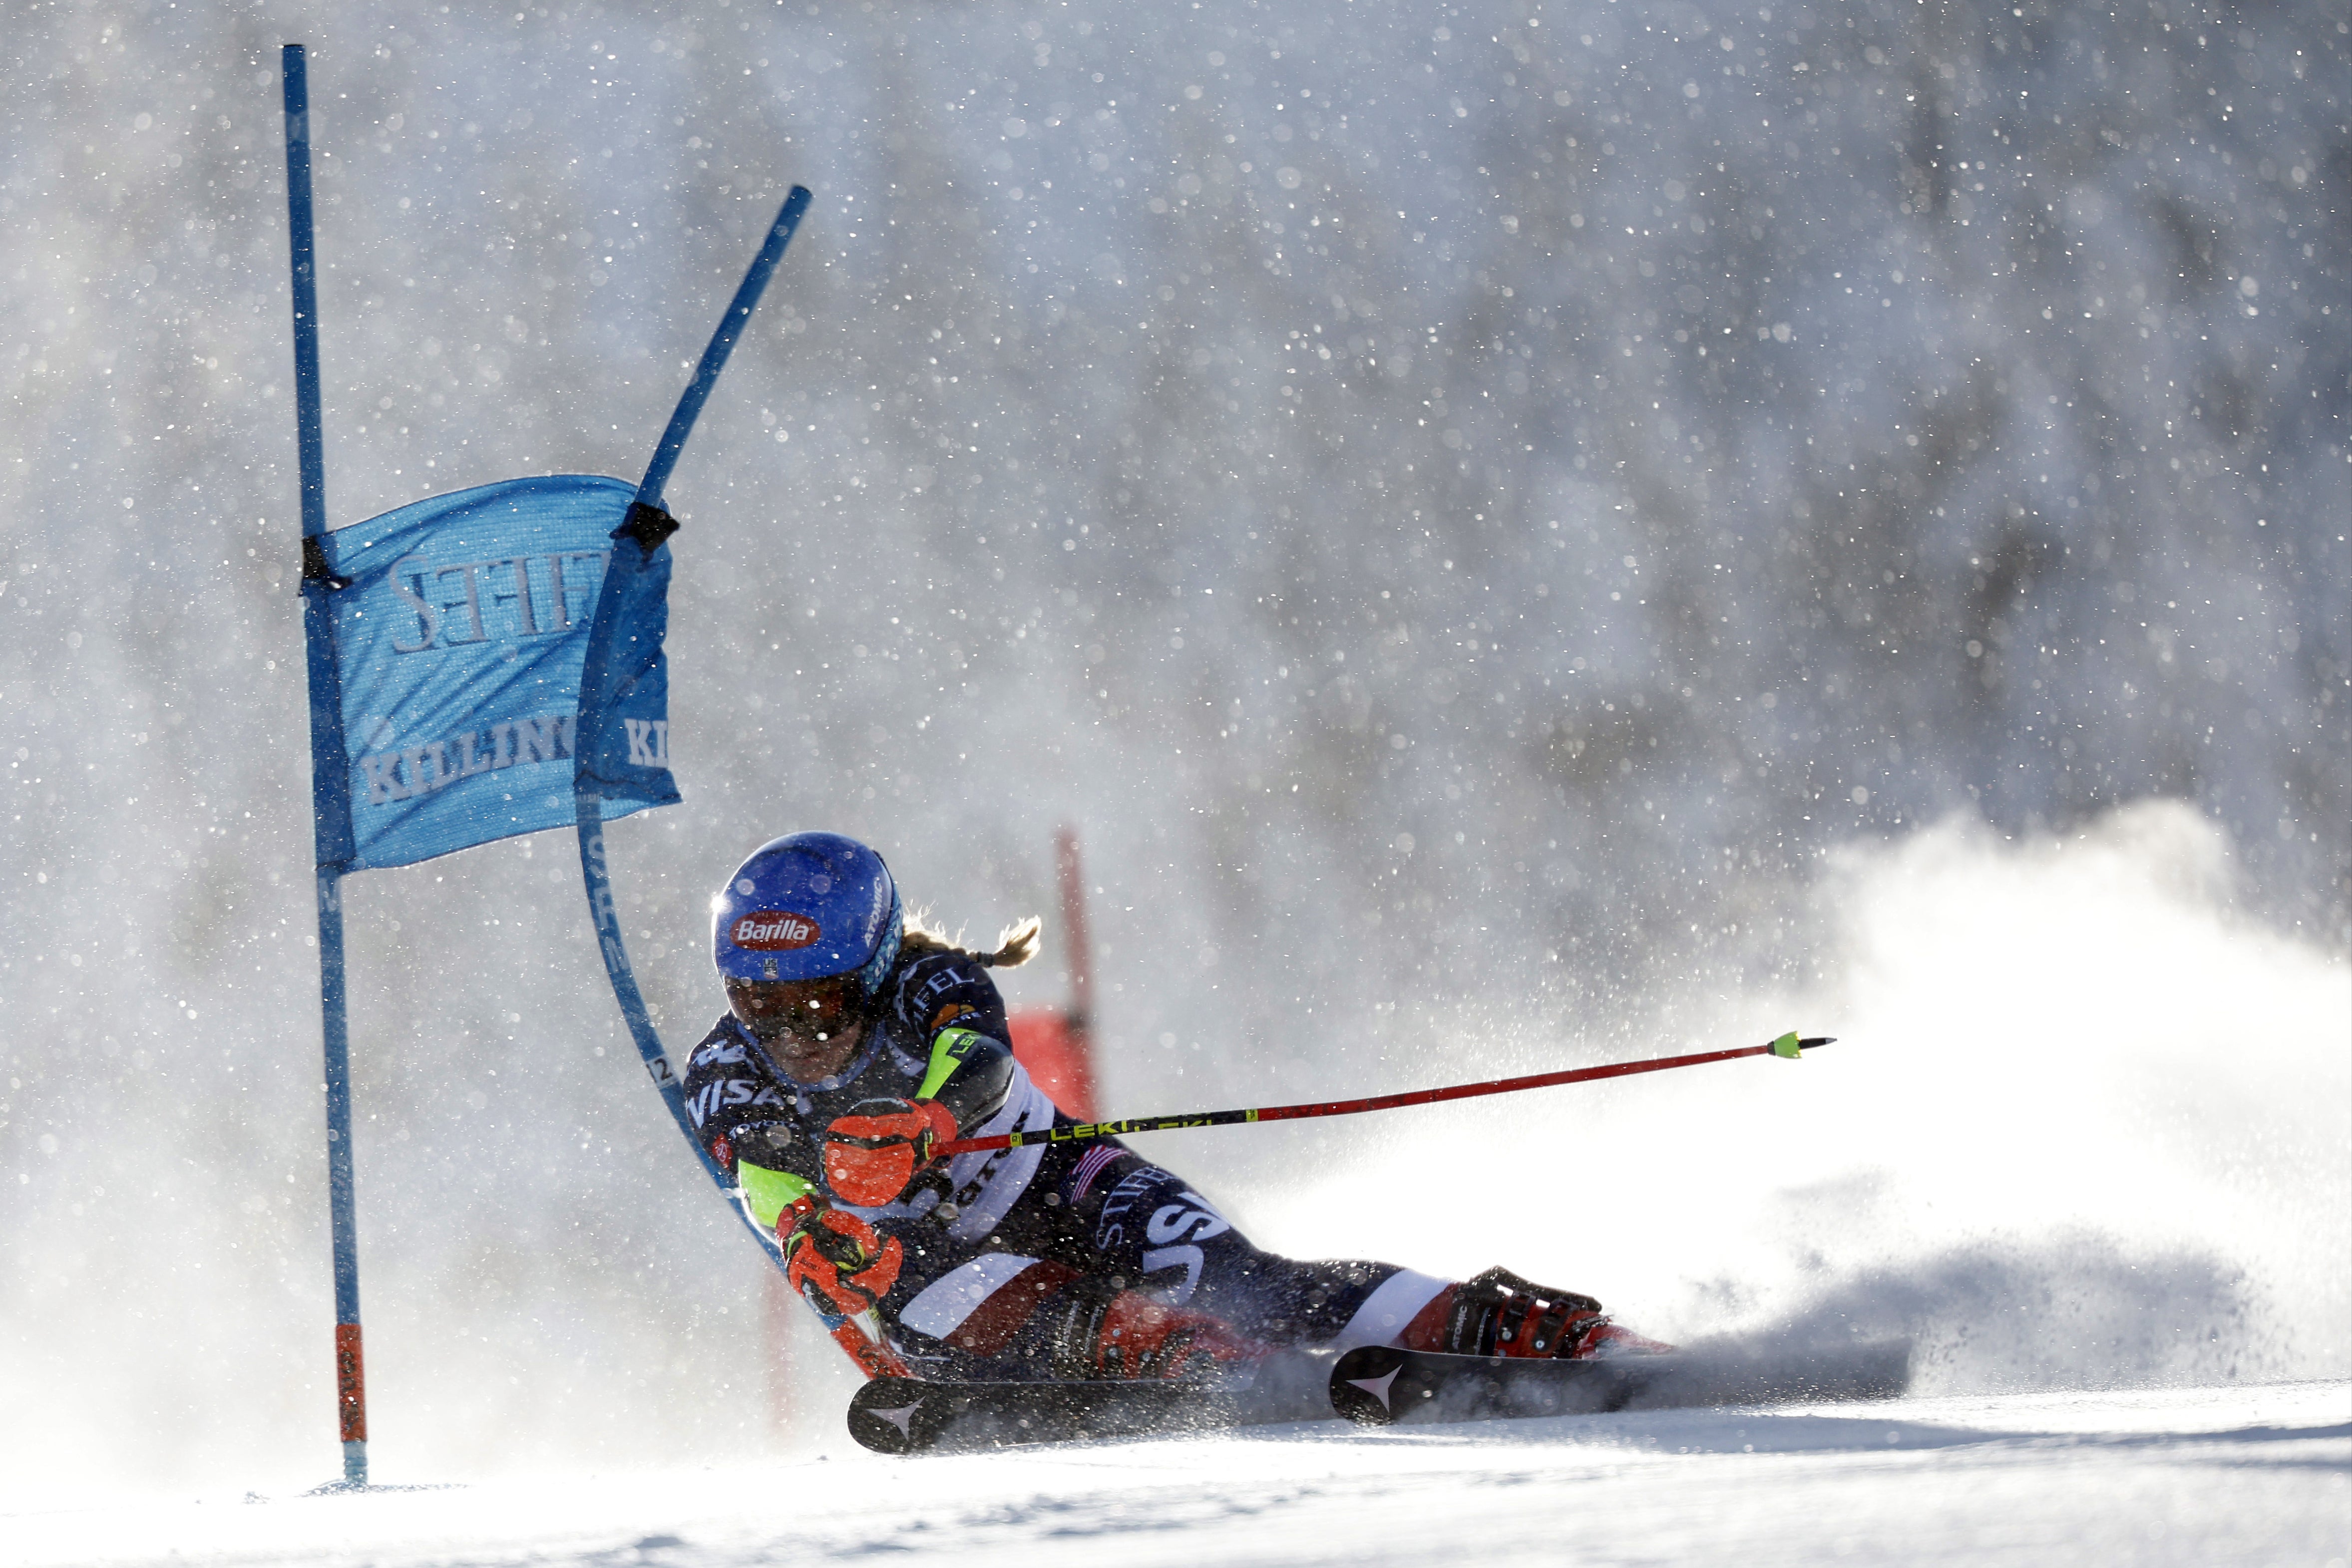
[1251,801,2351,1396]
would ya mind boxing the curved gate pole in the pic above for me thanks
[571,187,811,1268]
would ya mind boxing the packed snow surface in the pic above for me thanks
[8,1383,2346,1568]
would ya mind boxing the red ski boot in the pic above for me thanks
[1052,1287,1272,1381]
[1402,1266,1675,1360]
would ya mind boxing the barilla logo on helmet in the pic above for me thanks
[730,911,821,951]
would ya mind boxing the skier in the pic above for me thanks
[684,830,1672,1383]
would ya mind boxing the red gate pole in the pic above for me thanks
[1053,826,1099,1117]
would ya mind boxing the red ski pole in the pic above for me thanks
[936,1033,1832,1157]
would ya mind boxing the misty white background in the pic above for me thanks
[1,0,2344,1493]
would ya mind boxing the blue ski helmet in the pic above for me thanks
[712,832,904,1000]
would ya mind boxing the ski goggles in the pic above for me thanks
[726,973,861,1045]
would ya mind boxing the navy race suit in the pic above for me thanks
[679,943,1450,1380]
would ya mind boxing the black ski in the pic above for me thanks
[848,1339,1913,1452]
[846,1351,1337,1455]
[1328,1338,1914,1427]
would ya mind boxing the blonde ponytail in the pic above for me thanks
[977,916,1041,968]
[900,909,1041,968]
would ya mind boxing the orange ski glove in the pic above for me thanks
[822,1097,960,1207]
[781,1200,904,1317]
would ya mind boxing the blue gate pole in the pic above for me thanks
[315,865,365,1483]
[575,186,812,1270]
[284,42,369,1489]
[635,186,809,508]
